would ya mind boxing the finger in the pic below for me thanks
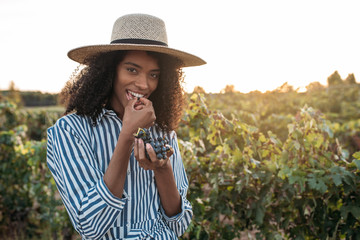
[166,145,174,158]
[134,97,145,109]
[125,98,140,113]
[127,97,139,108]
[138,138,146,160]
[134,138,139,159]
[136,139,150,170]
[134,104,144,111]
[138,97,152,107]
[146,143,157,162]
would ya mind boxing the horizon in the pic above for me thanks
[1,70,357,95]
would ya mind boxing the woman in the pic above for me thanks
[46,13,205,239]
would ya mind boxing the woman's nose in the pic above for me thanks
[134,74,148,89]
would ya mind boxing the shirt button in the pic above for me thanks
[127,170,130,175]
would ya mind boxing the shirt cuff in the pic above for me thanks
[160,196,185,222]
[96,177,128,211]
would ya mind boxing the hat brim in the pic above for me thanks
[68,44,206,67]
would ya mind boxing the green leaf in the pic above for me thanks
[315,135,324,148]
[341,205,360,220]
[261,149,270,158]
[351,206,360,219]
[294,141,301,150]
[353,159,360,170]
[307,175,328,194]
[255,206,265,225]
[288,124,295,134]
[353,151,360,160]
[259,134,266,143]
[331,174,342,186]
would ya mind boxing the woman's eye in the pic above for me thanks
[127,68,137,73]
[151,73,160,79]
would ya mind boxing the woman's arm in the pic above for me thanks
[153,161,182,216]
[103,128,134,198]
[104,97,156,198]
[47,119,128,239]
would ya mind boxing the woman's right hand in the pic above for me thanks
[121,98,156,137]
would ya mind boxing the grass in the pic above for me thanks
[24,105,65,112]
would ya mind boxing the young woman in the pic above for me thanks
[46,13,205,239]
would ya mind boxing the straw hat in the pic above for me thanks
[68,13,206,67]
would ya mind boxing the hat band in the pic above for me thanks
[111,38,168,46]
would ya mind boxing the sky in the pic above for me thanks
[1,0,359,93]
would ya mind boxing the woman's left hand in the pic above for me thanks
[134,138,174,171]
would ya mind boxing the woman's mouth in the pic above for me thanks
[126,90,146,100]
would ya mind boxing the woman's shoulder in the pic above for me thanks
[47,113,95,145]
[54,112,91,129]
[48,113,94,139]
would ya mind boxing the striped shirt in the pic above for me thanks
[46,108,193,239]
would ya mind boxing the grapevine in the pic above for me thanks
[134,128,171,160]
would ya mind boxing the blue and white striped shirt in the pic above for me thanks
[46,108,193,239]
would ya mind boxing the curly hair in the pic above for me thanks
[60,50,185,132]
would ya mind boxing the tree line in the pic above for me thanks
[1,71,358,106]
[193,70,358,94]
[0,81,59,107]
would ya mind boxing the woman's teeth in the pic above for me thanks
[127,90,144,99]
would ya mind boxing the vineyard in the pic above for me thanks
[0,82,360,239]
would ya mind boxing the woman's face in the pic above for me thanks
[111,50,160,118]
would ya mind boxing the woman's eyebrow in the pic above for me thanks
[124,62,142,69]
[124,62,160,72]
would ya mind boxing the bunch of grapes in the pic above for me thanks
[134,128,171,160]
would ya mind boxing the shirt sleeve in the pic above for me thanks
[160,131,193,236]
[46,118,128,239]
